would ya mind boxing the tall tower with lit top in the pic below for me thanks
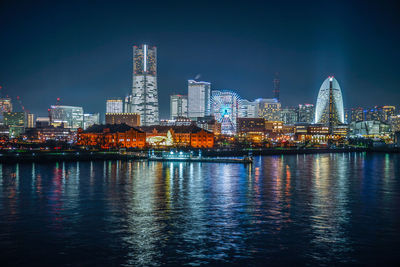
[131,44,159,126]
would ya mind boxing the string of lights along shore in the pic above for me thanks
[0,42,399,146]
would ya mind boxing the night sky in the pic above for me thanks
[0,0,399,119]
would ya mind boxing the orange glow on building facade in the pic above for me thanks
[77,124,214,148]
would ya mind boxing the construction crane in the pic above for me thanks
[16,95,29,114]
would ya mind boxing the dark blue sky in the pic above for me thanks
[0,0,399,118]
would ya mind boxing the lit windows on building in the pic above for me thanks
[105,113,140,127]
[315,76,344,125]
[280,107,298,124]
[255,98,281,121]
[106,99,123,113]
[131,44,159,126]
[390,115,400,133]
[49,105,84,129]
[83,113,100,130]
[297,104,314,123]
[238,99,257,118]
[188,80,211,119]
[170,95,188,119]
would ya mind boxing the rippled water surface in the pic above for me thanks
[1,153,400,265]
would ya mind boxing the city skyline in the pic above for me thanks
[0,1,399,117]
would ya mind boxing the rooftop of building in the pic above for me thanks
[138,125,212,134]
[83,123,144,133]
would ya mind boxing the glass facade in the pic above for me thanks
[49,105,84,129]
[106,99,123,113]
[170,95,188,119]
[315,76,344,124]
[188,80,211,119]
[132,44,159,126]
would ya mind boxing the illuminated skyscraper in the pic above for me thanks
[170,95,188,119]
[131,44,159,126]
[106,98,123,113]
[315,76,344,126]
[188,80,211,119]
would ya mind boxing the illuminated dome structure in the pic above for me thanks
[211,90,240,135]
[315,76,344,125]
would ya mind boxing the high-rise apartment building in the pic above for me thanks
[188,80,211,119]
[170,95,188,119]
[131,44,159,126]
[255,98,281,121]
[298,104,315,123]
[106,99,123,113]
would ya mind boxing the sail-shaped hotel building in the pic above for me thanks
[315,76,344,127]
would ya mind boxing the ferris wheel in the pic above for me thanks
[211,90,240,135]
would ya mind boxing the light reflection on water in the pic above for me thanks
[0,153,399,266]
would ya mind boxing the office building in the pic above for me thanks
[3,112,26,138]
[297,104,314,123]
[315,76,345,126]
[237,118,266,136]
[239,99,257,118]
[350,121,390,136]
[49,105,84,129]
[170,94,188,119]
[105,113,140,127]
[280,107,298,125]
[188,80,211,119]
[27,113,35,128]
[83,113,100,130]
[106,99,123,113]
[131,44,159,126]
[4,112,25,127]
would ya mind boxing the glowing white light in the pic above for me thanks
[143,44,147,72]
